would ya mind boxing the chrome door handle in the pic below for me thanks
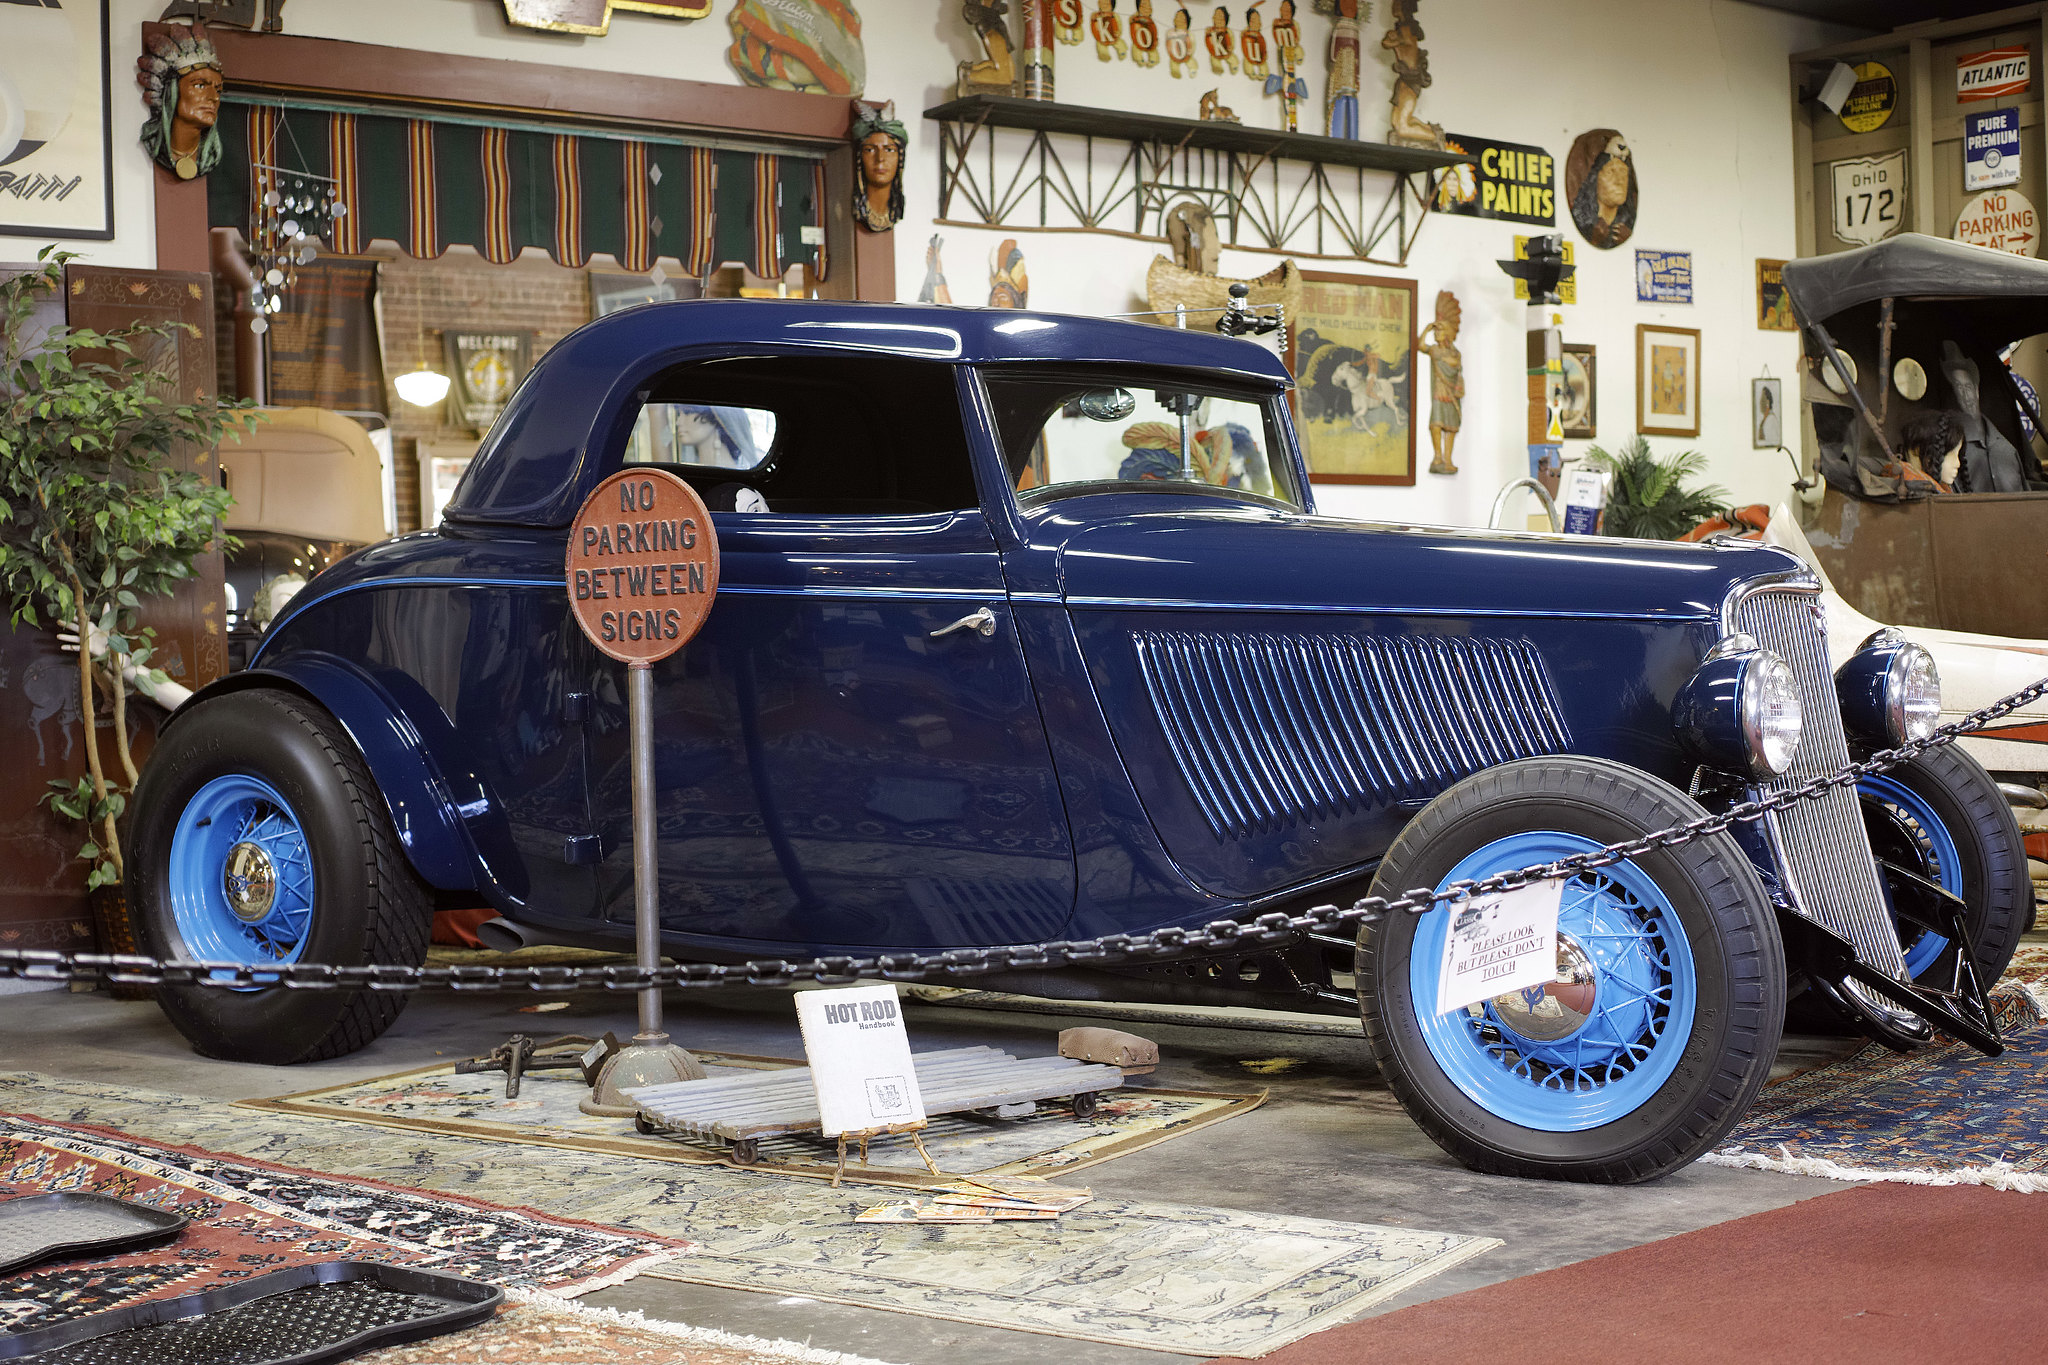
[930,606,997,639]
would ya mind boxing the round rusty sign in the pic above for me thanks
[567,467,719,664]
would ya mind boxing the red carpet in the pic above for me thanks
[1227,1183,2047,1364]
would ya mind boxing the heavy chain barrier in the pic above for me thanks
[7,674,2048,995]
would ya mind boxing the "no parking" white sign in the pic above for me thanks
[1956,187,2040,258]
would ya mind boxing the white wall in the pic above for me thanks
[890,0,1857,527]
[52,0,1855,527]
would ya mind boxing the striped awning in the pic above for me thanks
[209,100,827,280]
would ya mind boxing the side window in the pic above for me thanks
[614,356,978,515]
[983,371,1301,510]
[625,405,776,469]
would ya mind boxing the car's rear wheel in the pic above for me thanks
[1358,757,1785,1183]
[1859,745,2028,988]
[127,689,431,1063]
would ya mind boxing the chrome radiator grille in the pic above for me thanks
[1133,630,1571,841]
[1732,589,1907,981]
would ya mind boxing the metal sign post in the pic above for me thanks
[566,467,721,1116]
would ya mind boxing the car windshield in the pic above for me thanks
[982,371,1301,511]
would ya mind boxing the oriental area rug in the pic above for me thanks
[355,1290,907,1365]
[0,1111,687,1339]
[240,1052,1266,1188]
[1706,974,2048,1191]
[0,1073,1496,1358]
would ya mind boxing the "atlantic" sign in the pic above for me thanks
[1958,47,2030,103]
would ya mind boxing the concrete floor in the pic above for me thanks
[0,978,1868,1364]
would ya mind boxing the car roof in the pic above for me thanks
[447,299,1294,526]
[551,298,1295,381]
[1782,232,2048,326]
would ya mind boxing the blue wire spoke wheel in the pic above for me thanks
[1858,772,1961,978]
[1408,832,1697,1132]
[1357,756,1783,1183]
[166,774,317,985]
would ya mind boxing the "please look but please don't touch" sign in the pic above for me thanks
[567,468,721,663]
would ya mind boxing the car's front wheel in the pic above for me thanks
[127,689,432,1063]
[1859,745,2029,988]
[1358,757,1785,1183]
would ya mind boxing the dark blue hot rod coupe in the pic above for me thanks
[128,300,2027,1182]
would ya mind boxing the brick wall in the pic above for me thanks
[376,251,591,531]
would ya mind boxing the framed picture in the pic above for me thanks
[1288,271,1417,484]
[1756,259,1796,331]
[1753,376,1784,449]
[1560,343,1597,439]
[0,0,113,240]
[1637,324,1700,438]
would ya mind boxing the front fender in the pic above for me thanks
[170,653,518,898]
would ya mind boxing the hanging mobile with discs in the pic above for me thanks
[567,467,722,1116]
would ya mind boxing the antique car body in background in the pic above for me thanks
[128,301,2026,1183]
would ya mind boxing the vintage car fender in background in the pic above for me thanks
[1766,504,2048,784]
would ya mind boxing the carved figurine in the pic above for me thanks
[989,239,1029,308]
[1164,200,1220,275]
[137,24,224,181]
[1419,289,1464,475]
[1198,89,1239,123]
[1052,0,1084,43]
[1204,7,1237,74]
[1262,1,1306,131]
[1166,4,1198,77]
[1268,0,1303,69]
[1020,0,1054,97]
[159,0,286,30]
[957,0,1019,96]
[850,100,907,233]
[1128,0,1160,65]
[1090,0,1126,60]
[1326,0,1360,139]
[1381,0,1444,149]
[1239,2,1269,79]
[918,234,955,304]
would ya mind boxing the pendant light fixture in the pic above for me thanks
[393,309,450,408]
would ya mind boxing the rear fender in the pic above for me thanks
[169,654,516,897]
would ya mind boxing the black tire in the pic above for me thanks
[1358,757,1785,1184]
[127,689,432,1064]
[1859,744,2028,988]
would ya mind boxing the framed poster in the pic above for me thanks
[1637,324,1700,438]
[0,0,113,240]
[1560,343,1596,439]
[1756,259,1796,331]
[1752,377,1783,449]
[1288,271,1417,485]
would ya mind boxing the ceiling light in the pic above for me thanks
[394,364,451,407]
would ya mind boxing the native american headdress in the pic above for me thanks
[136,25,224,176]
[137,26,221,114]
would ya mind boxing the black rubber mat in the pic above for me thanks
[0,1261,502,1364]
[0,1193,189,1276]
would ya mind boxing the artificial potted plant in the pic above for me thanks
[1581,435,1730,541]
[0,249,253,959]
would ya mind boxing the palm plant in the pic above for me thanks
[1580,436,1729,541]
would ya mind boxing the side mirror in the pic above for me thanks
[1077,388,1136,421]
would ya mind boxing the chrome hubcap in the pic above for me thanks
[223,842,277,922]
[1489,933,1599,1043]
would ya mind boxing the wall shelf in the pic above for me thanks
[924,94,1473,265]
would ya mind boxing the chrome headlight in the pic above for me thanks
[1836,628,1941,746]
[1673,636,1805,779]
